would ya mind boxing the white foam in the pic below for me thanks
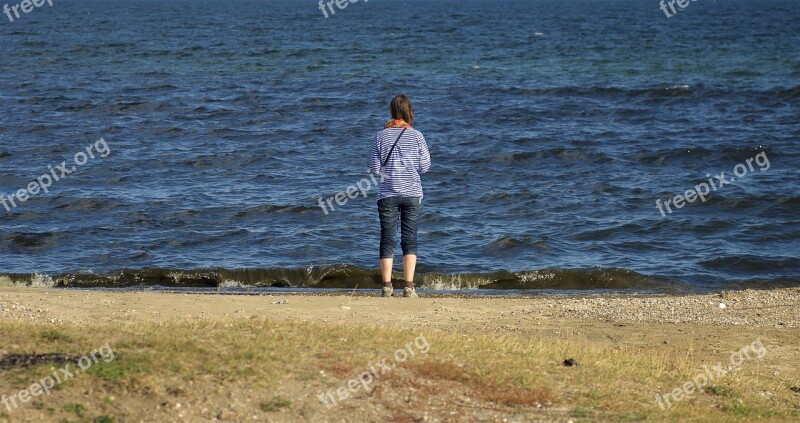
[426,275,484,290]
[518,271,556,283]
[30,273,55,288]
[219,279,244,288]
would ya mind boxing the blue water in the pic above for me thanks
[1,0,798,290]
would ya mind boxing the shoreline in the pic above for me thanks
[2,287,798,327]
[6,267,797,292]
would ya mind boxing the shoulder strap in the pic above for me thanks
[381,128,407,167]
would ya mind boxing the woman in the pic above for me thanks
[369,95,431,298]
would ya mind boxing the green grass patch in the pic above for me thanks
[571,406,593,418]
[63,403,86,418]
[705,385,733,396]
[40,329,71,342]
[85,353,148,382]
[259,397,292,412]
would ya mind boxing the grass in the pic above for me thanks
[63,403,86,418]
[40,329,71,342]
[706,385,733,396]
[259,397,292,412]
[0,319,797,422]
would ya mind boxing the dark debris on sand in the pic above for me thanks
[562,358,580,367]
[0,353,78,370]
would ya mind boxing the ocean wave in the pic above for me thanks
[233,204,319,217]
[54,197,119,212]
[484,237,550,255]
[492,84,800,101]
[1,232,67,252]
[492,85,698,99]
[0,266,689,291]
[630,145,772,166]
[485,147,615,164]
[699,255,800,273]
[775,85,800,98]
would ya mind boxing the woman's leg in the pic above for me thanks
[380,258,393,286]
[403,254,417,287]
[399,197,423,288]
[378,198,401,286]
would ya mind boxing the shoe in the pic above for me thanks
[403,287,419,298]
[381,286,393,298]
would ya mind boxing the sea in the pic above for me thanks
[1,0,798,293]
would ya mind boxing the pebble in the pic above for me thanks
[1,288,798,329]
[553,289,799,327]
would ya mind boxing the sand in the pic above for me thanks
[2,287,799,334]
[1,287,799,422]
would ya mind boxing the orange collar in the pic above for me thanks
[385,119,413,129]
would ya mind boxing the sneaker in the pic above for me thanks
[381,287,393,298]
[403,287,419,298]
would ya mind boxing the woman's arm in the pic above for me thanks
[369,134,382,175]
[418,133,431,174]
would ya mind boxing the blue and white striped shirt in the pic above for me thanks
[369,128,431,200]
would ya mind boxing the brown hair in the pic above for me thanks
[390,95,414,125]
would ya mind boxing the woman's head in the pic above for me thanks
[390,95,414,125]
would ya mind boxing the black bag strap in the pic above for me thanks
[382,128,407,167]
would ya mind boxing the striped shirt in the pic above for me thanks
[369,127,431,200]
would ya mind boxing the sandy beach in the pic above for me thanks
[1,287,799,422]
[3,1,799,422]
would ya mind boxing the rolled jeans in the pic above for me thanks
[378,196,422,259]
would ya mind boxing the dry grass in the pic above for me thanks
[0,319,797,422]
